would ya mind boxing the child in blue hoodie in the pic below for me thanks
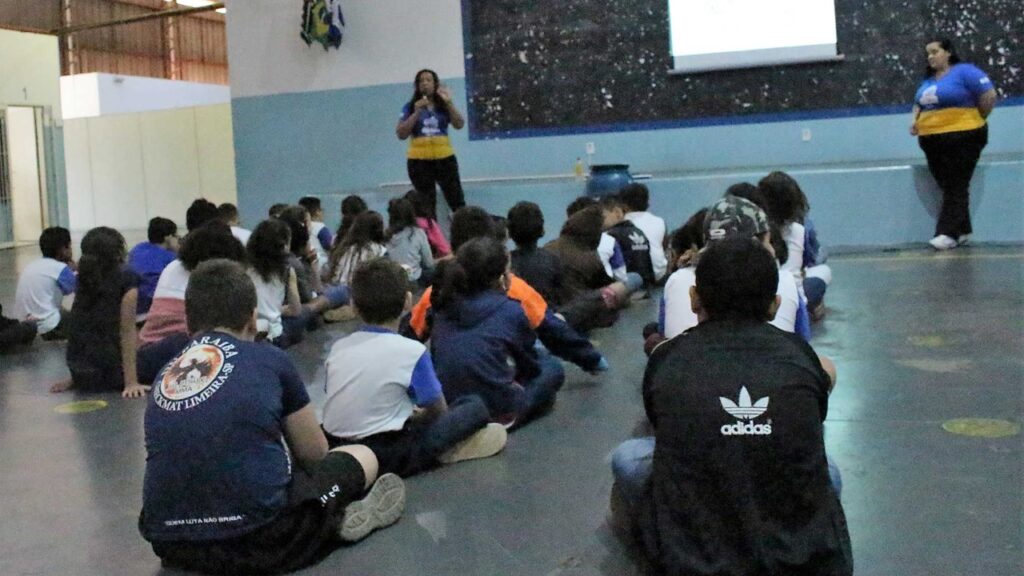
[430,237,565,428]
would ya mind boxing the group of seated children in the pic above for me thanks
[5,171,845,575]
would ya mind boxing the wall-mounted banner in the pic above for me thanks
[301,0,345,50]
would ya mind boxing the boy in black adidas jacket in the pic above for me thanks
[610,236,851,576]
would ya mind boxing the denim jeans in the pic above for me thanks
[326,395,491,477]
[513,348,566,427]
[276,309,312,349]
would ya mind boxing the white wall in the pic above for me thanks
[0,29,62,115]
[63,104,237,233]
[224,0,465,97]
[59,74,101,119]
[60,73,231,120]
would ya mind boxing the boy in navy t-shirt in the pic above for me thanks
[140,259,405,575]
[127,217,179,321]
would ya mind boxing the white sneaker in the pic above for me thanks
[339,473,405,542]
[957,234,971,246]
[438,423,508,464]
[929,235,957,250]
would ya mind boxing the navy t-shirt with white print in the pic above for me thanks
[141,332,310,542]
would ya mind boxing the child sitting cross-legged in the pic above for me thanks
[51,227,149,397]
[321,258,506,476]
[431,236,566,429]
[141,259,406,574]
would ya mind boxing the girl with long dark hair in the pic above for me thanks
[430,237,565,429]
[326,211,387,287]
[246,219,306,348]
[334,194,367,247]
[55,227,148,397]
[386,197,434,286]
[395,69,467,220]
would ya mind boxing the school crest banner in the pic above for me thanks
[301,0,345,50]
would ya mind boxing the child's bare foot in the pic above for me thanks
[49,378,74,393]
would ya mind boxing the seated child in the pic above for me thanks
[276,206,350,325]
[620,183,669,282]
[13,227,76,340]
[326,211,387,287]
[52,227,149,398]
[246,219,308,348]
[321,259,506,476]
[299,196,334,270]
[568,197,629,282]
[544,205,641,330]
[406,189,451,258]
[600,195,656,287]
[128,217,179,321]
[660,196,799,340]
[507,201,564,306]
[408,206,606,373]
[140,259,405,575]
[385,197,435,287]
[0,304,37,351]
[334,194,367,248]
[136,222,247,385]
[611,236,850,575]
[186,198,220,232]
[218,202,251,245]
[268,203,287,218]
[430,237,565,428]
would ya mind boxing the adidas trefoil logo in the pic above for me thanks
[720,386,768,420]
[720,386,772,436]
[628,231,649,251]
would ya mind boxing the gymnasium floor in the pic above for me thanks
[0,244,1021,576]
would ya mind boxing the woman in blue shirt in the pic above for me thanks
[910,38,997,250]
[395,69,467,221]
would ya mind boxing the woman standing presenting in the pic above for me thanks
[911,38,997,250]
[396,69,467,220]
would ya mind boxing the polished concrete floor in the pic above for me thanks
[0,245,1021,576]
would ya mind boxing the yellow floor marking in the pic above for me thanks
[54,400,109,414]
[942,418,1020,438]
[907,335,946,348]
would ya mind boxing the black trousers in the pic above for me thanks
[919,125,988,238]
[407,155,466,219]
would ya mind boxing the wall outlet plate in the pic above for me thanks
[585,142,596,155]
[801,128,812,141]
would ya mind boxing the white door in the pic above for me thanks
[5,106,45,244]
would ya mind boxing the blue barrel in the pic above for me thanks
[585,164,634,197]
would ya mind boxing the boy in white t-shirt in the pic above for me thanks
[660,196,797,340]
[13,227,77,340]
[321,258,506,477]
[217,202,252,246]
[299,196,334,270]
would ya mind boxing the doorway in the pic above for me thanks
[0,105,50,248]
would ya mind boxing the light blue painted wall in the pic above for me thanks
[232,79,1023,248]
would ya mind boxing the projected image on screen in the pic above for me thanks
[669,0,839,73]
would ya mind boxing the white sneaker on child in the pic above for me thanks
[957,234,971,246]
[928,235,957,250]
[438,423,508,464]
[339,473,405,542]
